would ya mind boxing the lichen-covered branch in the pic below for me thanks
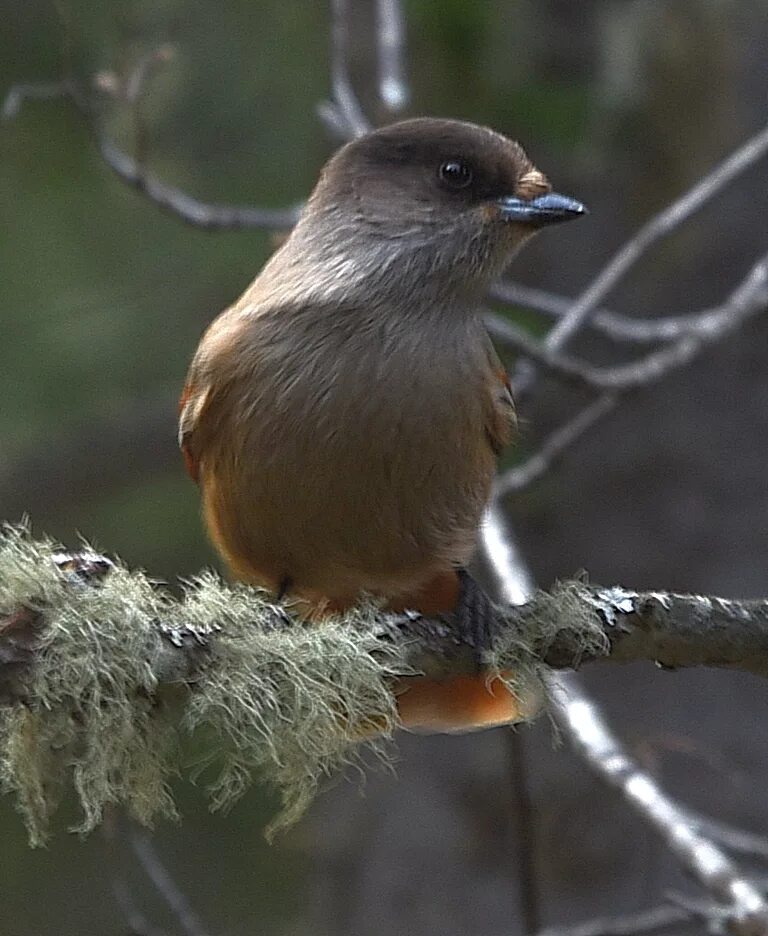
[526,582,768,677]
[2,527,768,849]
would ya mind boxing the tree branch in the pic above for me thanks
[490,251,768,494]
[543,121,768,353]
[375,0,408,112]
[492,252,768,393]
[487,283,755,346]
[493,394,618,497]
[480,506,768,936]
[97,137,301,230]
[317,0,371,140]
[127,828,210,936]
[3,66,300,232]
[3,529,768,853]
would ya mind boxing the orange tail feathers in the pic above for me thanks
[389,570,537,733]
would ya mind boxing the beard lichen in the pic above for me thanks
[488,579,610,683]
[0,529,403,845]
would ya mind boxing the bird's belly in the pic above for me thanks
[203,394,494,601]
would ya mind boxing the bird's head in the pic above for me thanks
[304,117,587,298]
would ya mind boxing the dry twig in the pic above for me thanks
[533,903,695,936]
[493,254,768,393]
[481,506,768,936]
[127,829,210,936]
[375,0,408,112]
[541,122,768,355]
[487,282,753,346]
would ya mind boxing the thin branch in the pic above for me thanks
[102,809,172,936]
[533,903,695,936]
[1,79,73,119]
[507,731,542,934]
[97,138,300,230]
[494,251,768,393]
[3,74,300,231]
[494,394,617,497]
[692,815,768,863]
[490,253,767,494]
[318,0,371,140]
[122,45,175,171]
[543,121,768,353]
[375,0,408,112]
[480,506,768,936]
[481,505,536,606]
[549,679,768,935]
[128,829,211,936]
[111,877,171,936]
[487,283,765,346]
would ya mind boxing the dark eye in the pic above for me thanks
[438,159,473,190]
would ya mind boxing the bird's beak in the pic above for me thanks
[495,192,588,227]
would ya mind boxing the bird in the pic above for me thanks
[179,117,586,732]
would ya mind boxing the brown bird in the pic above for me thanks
[179,118,585,731]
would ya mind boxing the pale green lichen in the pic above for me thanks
[489,580,610,677]
[0,527,180,845]
[0,528,561,847]
[0,528,404,845]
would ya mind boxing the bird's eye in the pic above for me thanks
[438,159,473,190]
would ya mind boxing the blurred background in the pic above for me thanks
[2,1,768,934]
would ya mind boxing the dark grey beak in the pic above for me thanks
[496,192,588,227]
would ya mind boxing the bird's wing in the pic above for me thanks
[482,335,517,456]
[178,377,211,484]
[178,311,242,485]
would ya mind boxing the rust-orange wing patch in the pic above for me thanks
[483,337,517,456]
[178,381,210,484]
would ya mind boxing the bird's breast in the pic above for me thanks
[206,307,496,596]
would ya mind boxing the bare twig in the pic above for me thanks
[550,680,768,935]
[122,45,175,170]
[487,283,756,346]
[102,808,172,936]
[494,252,768,393]
[1,79,73,120]
[3,69,300,231]
[494,394,617,497]
[318,0,371,140]
[97,138,300,230]
[491,252,768,494]
[534,903,695,936]
[543,121,768,354]
[111,876,171,936]
[375,0,408,112]
[507,730,542,934]
[128,829,210,936]
[692,815,768,863]
[481,505,536,606]
[480,506,768,936]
